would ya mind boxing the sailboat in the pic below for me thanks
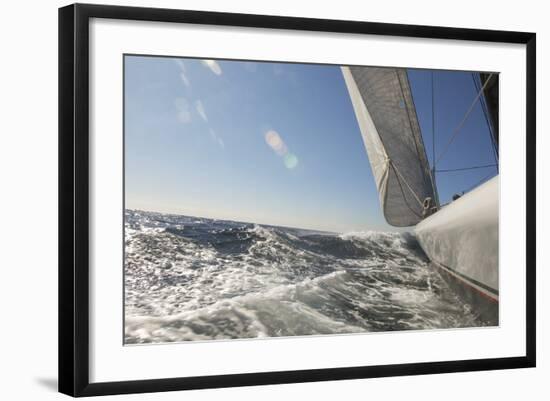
[341,66,499,323]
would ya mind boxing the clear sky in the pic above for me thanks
[124,55,497,233]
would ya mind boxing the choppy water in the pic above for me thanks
[124,209,490,344]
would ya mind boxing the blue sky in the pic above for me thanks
[125,55,497,233]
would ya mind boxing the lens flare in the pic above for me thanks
[284,153,299,169]
[201,59,222,75]
[195,100,208,122]
[265,129,298,169]
[265,130,287,156]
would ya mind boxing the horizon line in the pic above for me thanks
[124,207,405,235]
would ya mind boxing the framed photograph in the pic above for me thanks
[58,3,536,397]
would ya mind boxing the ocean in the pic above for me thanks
[124,209,490,344]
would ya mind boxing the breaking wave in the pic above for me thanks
[124,209,489,344]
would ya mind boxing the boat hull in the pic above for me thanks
[415,176,499,323]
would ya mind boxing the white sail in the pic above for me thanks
[342,66,436,227]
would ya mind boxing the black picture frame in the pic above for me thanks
[59,3,536,397]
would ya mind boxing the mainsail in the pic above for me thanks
[342,66,436,227]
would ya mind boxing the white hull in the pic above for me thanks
[415,176,499,304]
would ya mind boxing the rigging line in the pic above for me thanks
[435,72,494,165]
[431,71,436,171]
[472,74,492,137]
[436,163,498,173]
[389,160,424,209]
[473,74,499,167]
[388,162,422,218]
[461,169,497,194]
[430,70,439,207]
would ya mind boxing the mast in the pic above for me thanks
[478,73,499,162]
